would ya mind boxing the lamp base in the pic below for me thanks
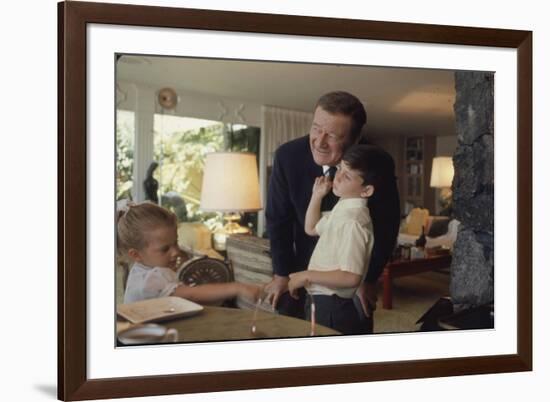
[213,213,250,251]
[222,213,250,234]
[438,188,453,216]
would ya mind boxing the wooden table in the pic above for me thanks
[118,306,339,344]
[381,254,452,309]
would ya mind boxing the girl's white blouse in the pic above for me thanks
[123,262,180,304]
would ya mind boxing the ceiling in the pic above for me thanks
[117,55,457,139]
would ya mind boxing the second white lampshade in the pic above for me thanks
[430,156,454,188]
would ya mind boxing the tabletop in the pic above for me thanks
[117,305,340,344]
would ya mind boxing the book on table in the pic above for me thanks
[117,296,204,324]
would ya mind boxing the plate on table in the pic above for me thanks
[117,296,204,324]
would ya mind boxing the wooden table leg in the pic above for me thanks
[379,255,452,310]
[383,268,392,309]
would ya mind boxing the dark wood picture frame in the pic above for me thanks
[58,1,532,400]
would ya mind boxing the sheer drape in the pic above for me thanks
[261,105,313,166]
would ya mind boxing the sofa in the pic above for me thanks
[397,208,459,250]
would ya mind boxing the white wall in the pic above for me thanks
[436,135,458,156]
[2,1,546,402]
[369,135,402,165]
[118,81,263,127]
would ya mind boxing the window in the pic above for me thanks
[153,114,260,231]
[116,110,135,201]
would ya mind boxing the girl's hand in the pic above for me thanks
[288,271,310,299]
[312,176,333,199]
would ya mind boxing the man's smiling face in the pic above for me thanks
[309,106,353,167]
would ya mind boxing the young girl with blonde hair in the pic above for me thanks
[118,202,261,305]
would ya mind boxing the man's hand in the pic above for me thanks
[356,282,378,318]
[288,271,310,300]
[264,275,290,309]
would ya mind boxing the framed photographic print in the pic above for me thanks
[58,1,532,400]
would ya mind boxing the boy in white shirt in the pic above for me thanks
[288,145,390,334]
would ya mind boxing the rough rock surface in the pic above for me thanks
[451,71,494,309]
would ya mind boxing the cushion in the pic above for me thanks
[427,217,451,237]
[401,208,430,236]
[177,222,212,251]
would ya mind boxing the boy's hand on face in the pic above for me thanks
[288,271,310,299]
[311,176,333,200]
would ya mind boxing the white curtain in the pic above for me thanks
[261,105,313,166]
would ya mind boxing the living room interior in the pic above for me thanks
[115,54,472,335]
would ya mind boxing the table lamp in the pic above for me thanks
[200,152,262,250]
[430,156,454,215]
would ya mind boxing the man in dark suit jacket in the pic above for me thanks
[264,91,401,333]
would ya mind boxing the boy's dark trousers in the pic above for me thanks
[305,294,363,335]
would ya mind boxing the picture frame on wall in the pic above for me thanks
[58,1,532,400]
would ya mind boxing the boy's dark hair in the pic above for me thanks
[315,91,367,143]
[342,144,396,192]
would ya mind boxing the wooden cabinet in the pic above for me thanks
[226,234,273,312]
[401,136,436,214]
[404,137,424,206]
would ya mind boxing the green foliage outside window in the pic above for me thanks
[116,110,134,201]
[154,123,224,225]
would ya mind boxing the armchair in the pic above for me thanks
[398,208,459,250]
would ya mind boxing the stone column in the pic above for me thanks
[450,72,494,309]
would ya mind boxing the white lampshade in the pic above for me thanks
[430,157,454,188]
[200,152,262,212]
